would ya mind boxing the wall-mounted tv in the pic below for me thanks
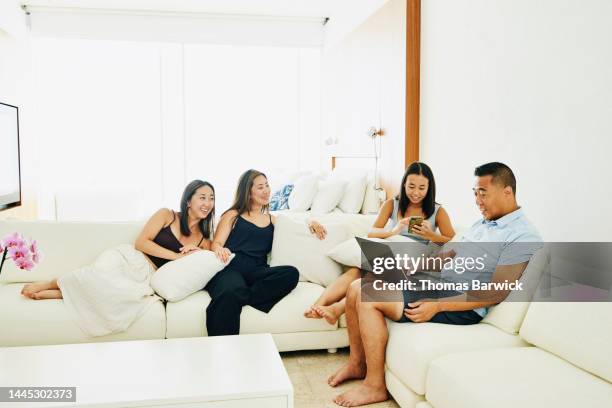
[0,102,21,211]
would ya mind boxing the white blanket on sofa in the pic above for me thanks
[57,244,160,337]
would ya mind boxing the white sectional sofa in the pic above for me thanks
[384,248,612,407]
[2,220,611,407]
[0,220,349,352]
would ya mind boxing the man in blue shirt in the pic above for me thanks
[330,162,542,407]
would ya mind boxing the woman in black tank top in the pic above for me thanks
[135,180,216,269]
[205,169,323,336]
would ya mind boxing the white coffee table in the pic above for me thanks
[0,334,293,407]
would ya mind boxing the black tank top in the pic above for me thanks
[147,211,204,268]
[225,214,274,268]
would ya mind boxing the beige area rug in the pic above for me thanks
[281,348,399,408]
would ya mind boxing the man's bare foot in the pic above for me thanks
[32,290,62,300]
[333,384,388,407]
[304,305,322,319]
[314,303,343,325]
[21,281,53,297]
[327,362,366,387]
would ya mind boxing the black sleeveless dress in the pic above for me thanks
[204,212,299,336]
[147,212,204,268]
[223,214,274,269]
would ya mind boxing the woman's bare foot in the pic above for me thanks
[327,362,366,387]
[21,281,54,298]
[314,303,343,325]
[32,289,62,300]
[333,383,388,407]
[304,305,322,319]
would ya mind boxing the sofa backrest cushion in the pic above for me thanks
[0,220,143,283]
[520,302,612,382]
[482,246,550,334]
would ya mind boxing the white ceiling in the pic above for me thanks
[21,0,364,19]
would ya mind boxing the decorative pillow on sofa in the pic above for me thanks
[329,169,368,214]
[288,174,319,211]
[269,184,294,211]
[151,250,233,302]
[482,246,550,334]
[270,215,348,287]
[327,234,419,268]
[310,179,347,214]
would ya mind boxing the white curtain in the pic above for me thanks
[31,38,321,220]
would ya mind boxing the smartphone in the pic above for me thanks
[407,216,424,233]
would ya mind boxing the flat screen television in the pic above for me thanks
[0,102,21,211]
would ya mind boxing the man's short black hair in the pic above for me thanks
[474,162,516,195]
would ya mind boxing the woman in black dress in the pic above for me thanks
[206,169,325,336]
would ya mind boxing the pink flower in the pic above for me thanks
[8,245,29,260]
[1,233,26,250]
[14,257,34,271]
[30,240,42,264]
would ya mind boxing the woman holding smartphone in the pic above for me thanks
[304,161,455,325]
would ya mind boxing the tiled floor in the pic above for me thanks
[281,348,399,408]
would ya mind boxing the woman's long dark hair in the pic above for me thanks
[396,162,437,219]
[225,169,269,221]
[179,180,215,239]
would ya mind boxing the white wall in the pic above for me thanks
[323,0,390,49]
[420,0,612,241]
[321,0,406,193]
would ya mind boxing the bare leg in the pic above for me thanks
[313,298,345,325]
[304,267,360,318]
[22,279,59,298]
[32,289,63,300]
[327,279,366,387]
[334,300,404,407]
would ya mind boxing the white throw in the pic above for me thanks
[57,244,160,337]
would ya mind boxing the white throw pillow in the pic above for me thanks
[270,215,348,286]
[310,179,347,214]
[151,250,233,302]
[326,234,419,268]
[288,174,319,211]
[482,247,550,334]
[330,169,368,214]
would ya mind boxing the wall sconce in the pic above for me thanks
[366,127,384,139]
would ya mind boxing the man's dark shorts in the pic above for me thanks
[396,289,483,325]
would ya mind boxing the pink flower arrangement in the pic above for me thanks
[0,232,42,274]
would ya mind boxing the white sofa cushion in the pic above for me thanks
[330,169,368,214]
[270,216,348,286]
[0,283,165,347]
[385,320,528,395]
[519,302,612,382]
[326,235,418,268]
[426,347,612,408]
[0,221,143,283]
[151,251,233,302]
[166,282,337,338]
[482,246,550,334]
[288,174,319,211]
[310,179,346,214]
